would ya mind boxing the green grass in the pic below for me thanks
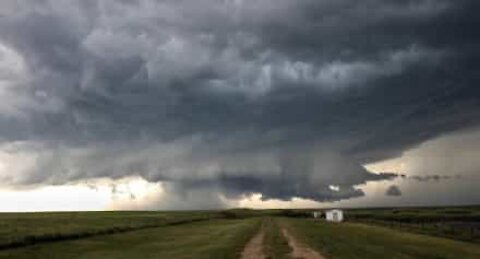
[345,206,480,242]
[1,208,479,258]
[0,211,219,249]
[284,218,480,259]
[0,218,260,259]
[263,217,292,259]
[345,206,480,223]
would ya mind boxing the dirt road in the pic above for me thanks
[241,219,324,259]
[241,228,266,259]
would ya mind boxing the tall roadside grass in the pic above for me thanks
[284,218,480,259]
[346,206,480,243]
[0,218,262,259]
[0,211,220,249]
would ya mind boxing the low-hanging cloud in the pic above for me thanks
[408,175,461,182]
[386,185,402,197]
[0,0,479,208]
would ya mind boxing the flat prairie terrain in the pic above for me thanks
[284,218,480,259]
[0,211,218,249]
[1,208,479,259]
[0,218,260,259]
[346,206,480,242]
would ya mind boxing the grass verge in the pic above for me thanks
[285,218,480,259]
[0,211,219,250]
[0,218,261,259]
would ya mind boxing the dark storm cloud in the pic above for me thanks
[0,0,479,206]
[386,185,402,196]
[166,164,397,202]
[408,174,461,182]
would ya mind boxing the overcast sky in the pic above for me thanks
[0,0,479,211]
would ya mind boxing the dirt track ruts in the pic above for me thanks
[241,227,266,259]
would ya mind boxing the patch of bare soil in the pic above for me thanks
[281,228,324,259]
[241,228,266,259]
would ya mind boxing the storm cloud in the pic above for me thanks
[386,185,402,197]
[0,0,479,207]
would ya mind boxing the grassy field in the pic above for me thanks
[0,211,219,249]
[0,218,260,259]
[284,218,480,259]
[1,208,480,258]
[345,206,480,242]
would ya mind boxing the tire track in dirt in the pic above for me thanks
[281,227,325,259]
[241,223,266,259]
